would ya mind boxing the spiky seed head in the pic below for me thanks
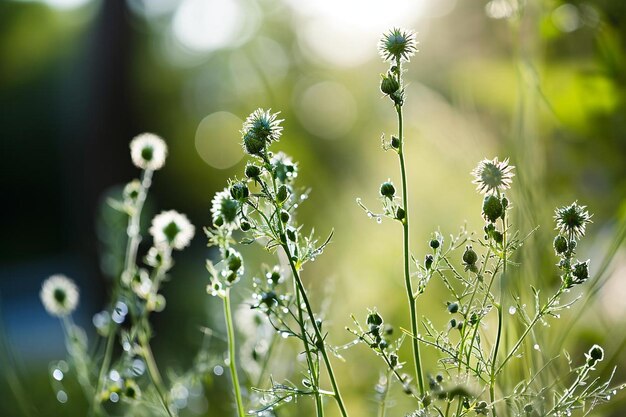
[471,157,515,195]
[378,28,418,63]
[554,202,592,240]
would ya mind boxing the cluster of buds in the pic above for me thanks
[553,202,592,288]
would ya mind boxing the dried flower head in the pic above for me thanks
[149,210,195,250]
[40,275,79,317]
[211,188,240,228]
[554,202,592,240]
[130,133,167,171]
[471,157,515,195]
[241,109,283,156]
[378,28,418,63]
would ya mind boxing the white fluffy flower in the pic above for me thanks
[130,133,167,171]
[149,210,195,250]
[40,275,79,317]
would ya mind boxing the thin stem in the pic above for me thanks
[283,245,350,417]
[395,58,425,396]
[489,216,506,416]
[377,369,393,417]
[223,289,246,417]
[92,169,153,416]
[141,339,175,417]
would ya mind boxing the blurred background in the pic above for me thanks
[1,0,625,416]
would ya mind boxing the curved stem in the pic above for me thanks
[223,289,246,417]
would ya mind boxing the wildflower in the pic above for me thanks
[271,152,298,183]
[554,202,592,240]
[471,157,515,195]
[378,28,418,62]
[40,275,79,317]
[380,181,396,199]
[123,179,141,202]
[429,238,440,249]
[241,108,283,156]
[211,188,240,228]
[129,133,167,171]
[149,210,195,250]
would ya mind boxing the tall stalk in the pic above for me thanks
[223,288,246,417]
[395,57,425,397]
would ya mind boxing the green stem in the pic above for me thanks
[294,273,324,417]
[141,340,174,417]
[92,169,153,415]
[377,369,393,417]
[397,93,425,397]
[283,245,349,417]
[223,289,246,417]
[490,217,506,416]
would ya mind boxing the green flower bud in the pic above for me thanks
[245,163,261,178]
[391,136,400,149]
[425,254,434,270]
[436,374,444,383]
[379,339,388,350]
[276,185,289,204]
[482,195,503,223]
[260,291,278,307]
[280,210,290,223]
[587,344,604,365]
[524,404,533,414]
[389,353,398,368]
[230,182,249,201]
[395,207,406,221]
[572,260,589,283]
[243,132,265,156]
[462,246,478,266]
[429,239,440,249]
[286,228,296,242]
[457,321,464,331]
[493,231,503,244]
[227,251,243,272]
[367,311,383,327]
[380,73,400,95]
[447,302,459,314]
[449,318,457,328]
[380,181,396,199]
[240,220,251,231]
[553,235,568,254]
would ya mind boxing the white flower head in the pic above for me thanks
[471,157,515,195]
[40,275,79,317]
[149,210,195,250]
[211,187,240,228]
[554,201,592,240]
[130,133,168,171]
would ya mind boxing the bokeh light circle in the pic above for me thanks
[195,112,244,169]
[295,82,357,140]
